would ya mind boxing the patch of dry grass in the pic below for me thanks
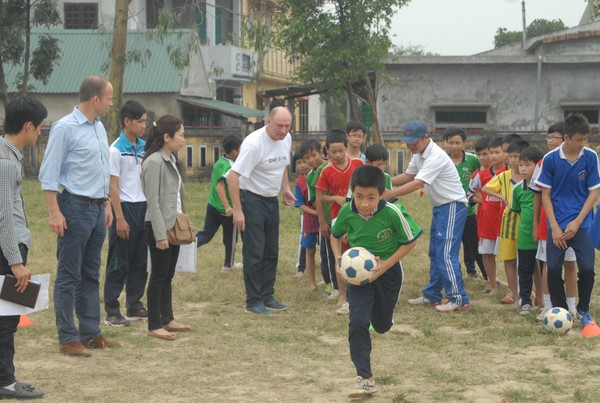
[14,179,600,402]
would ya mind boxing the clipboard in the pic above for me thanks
[0,275,41,309]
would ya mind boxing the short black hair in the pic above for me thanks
[502,133,522,146]
[519,146,545,164]
[564,114,590,137]
[547,121,564,135]
[292,149,304,165]
[488,137,503,149]
[443,128,466,142]
[326,128,347,148]
[474,137,489,153]
[346,121,367,135]
[350,165,385,193]
[365,144,388,163]
[300,139,322,157]
[507,139,530,154]
[120,100,146,128]
[222,134,242,154]
[4,96,47,134]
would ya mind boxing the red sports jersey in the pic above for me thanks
[471,165,506,240]
[316,157,363,219]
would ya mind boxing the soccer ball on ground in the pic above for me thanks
[543,307,573,335]
[340,247,377,286]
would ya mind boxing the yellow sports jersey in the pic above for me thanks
[485,169,519,241]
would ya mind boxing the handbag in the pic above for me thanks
[167,212,195,245]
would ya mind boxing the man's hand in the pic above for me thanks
[551,226,568,250]
[233,209,245,231]
[562,220,581,241]
[224,207,233,217]
[319,222,330,238]
[10,264,32,293]
[332,196,346,207]
[105,204,113,228]
[49,210,68,237]
[156,240,169,250]
[282,189,296,206]
[368,257,384,283]
[116,217,130,239]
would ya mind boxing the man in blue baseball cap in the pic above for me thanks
[387,121,470,312]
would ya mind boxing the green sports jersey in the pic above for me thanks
[511,179,536,250]
[452,151,480,215]
[207,156,233,213]
[307,161,332,224]
[331,199,422,261]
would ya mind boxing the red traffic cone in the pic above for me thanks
[581,321,600,338]
[17,315,33,328]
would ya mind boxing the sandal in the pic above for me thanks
[147,329,176,341]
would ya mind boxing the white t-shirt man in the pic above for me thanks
[232,127,291,197]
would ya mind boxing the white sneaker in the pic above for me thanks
[348,377,377,398]
[232,263,243,270]
[519,304,532,316]
[327,289,340,300]
[336,302,349,315]
[435,301,471,312]
[536,308,549,321]
[407,296,437,306]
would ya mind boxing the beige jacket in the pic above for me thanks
[142,150,183,241]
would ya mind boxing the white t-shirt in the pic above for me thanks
[231,127,291,197]
[109,136,146,203]
[406,140,468,207]
[169,156,183,213]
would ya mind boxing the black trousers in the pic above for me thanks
[145,222,180,331]
[462,214,486,278]
[517,249,537,306]
[348,262,403,379]
[319,235,337,288]
[197,203,238,268]
[104,202,148,317]
[0,243,27,387]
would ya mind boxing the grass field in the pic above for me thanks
[12,178,600,402]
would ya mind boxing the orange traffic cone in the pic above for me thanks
[580,321,600,337]
[17,315,32,328]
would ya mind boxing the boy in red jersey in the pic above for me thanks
[316,129,363,314]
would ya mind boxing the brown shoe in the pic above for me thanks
[81,335,120,349]
[59,341,91,357]
[162,321,191,332]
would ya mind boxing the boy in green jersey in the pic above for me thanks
[196,135,243,272]
[330,165,421,398]
[512,146,545,315]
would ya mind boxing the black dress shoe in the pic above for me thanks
[0,381,44,399]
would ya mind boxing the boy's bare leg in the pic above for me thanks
[337,273,347,307]
[504,259,518,307]
[306,247,317,291]
[483,254,497,291]
[564,261,577,299]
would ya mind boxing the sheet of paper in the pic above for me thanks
[0,274,50,316]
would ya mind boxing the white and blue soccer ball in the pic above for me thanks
[543,307,573,335]
[340,247,376,286]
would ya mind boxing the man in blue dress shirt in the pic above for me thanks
[39,76,117,357]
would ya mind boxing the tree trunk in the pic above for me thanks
[107,0,130,140]
[0,62,9,107]
[20,0,31,94]
[345,82,359,121]
[363,72,383,145]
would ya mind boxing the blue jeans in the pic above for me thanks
[0,244,27,387]
[54,193,106,344]
[240,190,280,308]
[422,202,469,305]
[104,202,148,317]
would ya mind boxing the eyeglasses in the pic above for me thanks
[546,135,563,140]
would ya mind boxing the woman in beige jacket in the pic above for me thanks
[142,115,191,341]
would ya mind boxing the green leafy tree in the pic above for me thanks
[272,0,409,145]
[494,18,566,48]
[0,0,61,106]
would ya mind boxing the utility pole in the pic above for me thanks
[521,0,527,48]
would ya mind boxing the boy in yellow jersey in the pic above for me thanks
[482,139,530,306]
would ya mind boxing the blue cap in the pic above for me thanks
[401,121,428,144]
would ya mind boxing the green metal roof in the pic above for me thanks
[5,29,193,94]
[178,97,266,119]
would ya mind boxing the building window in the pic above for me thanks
[200,145,207,167]
[396,150,405,175]
[435,110,487,124]
[64,3,98,29]
[564,109,599,125]
[186,145,193,168]
[213,146,220,164]
[299,99,309,133]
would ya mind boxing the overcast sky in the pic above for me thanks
[391,0,589,55]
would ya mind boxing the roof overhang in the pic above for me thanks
[178,97,266,120]
[256,84,322,99]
